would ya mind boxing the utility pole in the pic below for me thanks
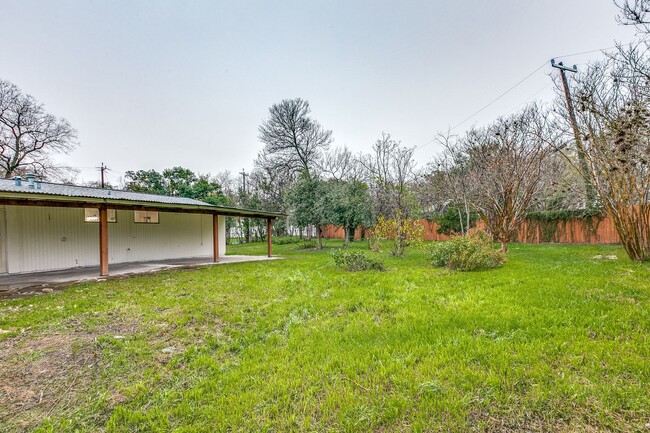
[551,59,597,207]
[239,168,251,243]
[99,163,108,188]
[239,169,247,195]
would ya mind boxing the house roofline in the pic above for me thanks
[0,192,286,219]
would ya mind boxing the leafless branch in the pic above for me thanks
[0,79,77,178]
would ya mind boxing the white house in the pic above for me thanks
[0,175,283,276]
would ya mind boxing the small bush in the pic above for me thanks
[298,240,317,249]
[331,249,385,271]
[272,236,300,245]
[429,231,506,271]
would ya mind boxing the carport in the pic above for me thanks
[0,177,284,277]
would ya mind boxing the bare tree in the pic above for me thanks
[430,131,475,234]
[0,79,77,178]
[322,146,363,182]
[616,0,650,33]
[361,132,418,219]
[249,161,293,212]
[257,98,332,179]
[534,153,588,211]
[560,46,650,261]
[359,133,420,255]
[448,104,555,252]
[214,170,235,197]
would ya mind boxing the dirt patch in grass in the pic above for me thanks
[0,308,234,431]
[0,317,139,431]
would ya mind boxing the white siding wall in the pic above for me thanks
[4,206,226,274]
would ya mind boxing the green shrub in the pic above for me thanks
[429,231,506,271]
[331,249,385,271]
[298,240,317,249]
[272,236,300,245]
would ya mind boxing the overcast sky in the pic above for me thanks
[2,0,639,185]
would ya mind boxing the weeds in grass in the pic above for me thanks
[0,241,648,432]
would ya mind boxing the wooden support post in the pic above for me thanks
[267,218,273,258]
[99,206,109,276]
[213,214,220,262]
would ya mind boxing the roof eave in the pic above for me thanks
[0,192,286,219]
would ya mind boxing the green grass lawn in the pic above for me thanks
[1,241,649,432]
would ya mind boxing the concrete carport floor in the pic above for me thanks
[0,255,280,300]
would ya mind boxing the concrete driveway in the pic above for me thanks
[0,255,280,299]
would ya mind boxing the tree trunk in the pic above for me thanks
[344,227,350,248]
[500,241,508,253]
[317,226,323,250]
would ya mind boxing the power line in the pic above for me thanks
[554,42,633,59]
[415,61,549,150]
[416,43,633,151]
[503,83,553,116]
[448,61,548,132]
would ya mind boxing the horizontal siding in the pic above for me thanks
[5,206,225,274]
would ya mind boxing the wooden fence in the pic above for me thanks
[322,214,621,245]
